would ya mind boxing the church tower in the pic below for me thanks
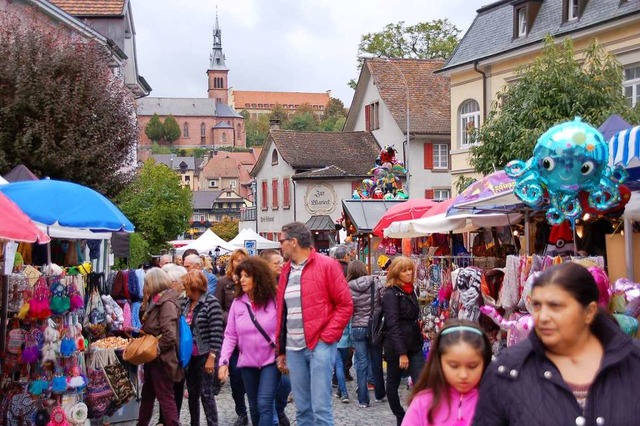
[207,10,229,105]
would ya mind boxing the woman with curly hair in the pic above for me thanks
[219,257,279,426]
[382,256,425,426]
[215,248,250,425]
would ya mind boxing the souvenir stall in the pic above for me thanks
[0,179,139,425]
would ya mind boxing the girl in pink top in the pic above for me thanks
[402,320,491,426]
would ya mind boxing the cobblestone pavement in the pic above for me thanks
[122,374,411,426]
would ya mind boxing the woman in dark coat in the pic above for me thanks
[473,262,640,426]
[137,268,184,426]
[382,256,425,426]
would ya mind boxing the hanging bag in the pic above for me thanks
[122,332,161,365]
[100,349,135,411]
[178,315,193,368]
[83,288,106,340]
[85,350,115,419]
[369,285,386,346]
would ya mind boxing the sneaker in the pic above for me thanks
[341,396,350,403]
[335,391,342,399]
[367,383,375,391]
[375,397,386,403]
[358,403,369,408]
[233,415,249,426]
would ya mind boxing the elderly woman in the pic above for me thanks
[219,258,279,426]
[137,268,183,426]
[473,262,640,425]
[215,248,250,425]
[182,270,224,426]
[382,256,425,426]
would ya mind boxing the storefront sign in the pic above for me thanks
[260,216,275,223]
[304,183,337,214]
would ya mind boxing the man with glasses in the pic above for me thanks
[183,254,218,295]
[275,222,353,426]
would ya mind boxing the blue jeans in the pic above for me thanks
[275,372,291,415]
[352,327,386,404]
[286,341,336,426]
[333,347,348,398]
[241,363,280,426]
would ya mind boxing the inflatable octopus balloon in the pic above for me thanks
[505,117,628,225]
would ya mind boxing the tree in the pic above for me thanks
[151,142,171,154]
[244,113,270,147]
[455,175,477,194]
[163,115,181,144]
[284,103,319,131]
[145,113,164,143]
[322,98,348,120]
[210,216,239,241]
[349,19,461,88]
[269,104,289,124]
[116,159,192,254]
[470,37,640,175]
[0,11,138,196]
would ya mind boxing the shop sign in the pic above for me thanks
[304,183,337,214]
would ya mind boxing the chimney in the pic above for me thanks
[269,119,281,131]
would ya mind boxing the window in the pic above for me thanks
[213,77,224,89]
[200,122,206,145]
[271,179,279,209]
[221,133,227,142]
[434,189,450,200]
[568,0,579,20]
[230,180,237,189]
[516,6,527,37]
[261,180,268,210]
[624,65,640,107]
[183,122,189,138]
[184,175,190,182]
[283,178,291,208]
[271,150,278,165]
[209,181,218,188]
[365,102,380,131]
[563,0,585,22]
[433,144,449,169]
[459,100,480,148]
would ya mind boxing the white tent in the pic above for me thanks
[229,228,281,250]
[384,212,522,238]
[0,175,7,185]
[176,229,236,254]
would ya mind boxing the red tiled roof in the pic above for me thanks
[49,0,125,16]
[366,58,450,135]
[233,91,331,109]
[201,156,240,179]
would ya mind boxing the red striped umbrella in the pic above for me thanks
[0,192,50,243]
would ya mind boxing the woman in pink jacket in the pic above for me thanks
[402,320,491,426]
[219,257,279,426]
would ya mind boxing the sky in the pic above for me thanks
[132,0,489,107]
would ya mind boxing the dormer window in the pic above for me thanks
[517,6,527,37]
[563,0,587,22]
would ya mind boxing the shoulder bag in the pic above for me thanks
[243,302,276,349]
[122,332,161,365]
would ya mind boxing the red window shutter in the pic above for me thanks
[272,179,279,208]
[425,189,434,199]
[424,143,434,170]
[261,181,268,210]
[283,178,290,207]
[365,104,371,130]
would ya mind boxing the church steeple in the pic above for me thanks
[209,8,227,70]
[207,7,229,104]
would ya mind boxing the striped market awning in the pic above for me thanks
[609,125,640,167]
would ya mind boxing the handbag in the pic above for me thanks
[100,349,135,410]
[242,302,275,349]
[122,332,161,365]
[366,278,375,340]
[369,285,385,346]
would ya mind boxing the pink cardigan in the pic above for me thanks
[402,388,478,426]
[219,294,277,368]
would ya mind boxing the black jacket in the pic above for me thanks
[473,314,640,426]
[381,286,422,355]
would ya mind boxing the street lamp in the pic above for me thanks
[358,56,410,195]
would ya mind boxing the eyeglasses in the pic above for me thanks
[279,238,291,244]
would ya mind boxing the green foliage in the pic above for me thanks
[323,98,348,120]
[145,113,164,143]
[470,37,640,175]
[163,115,181,143]
[116,159,192,253]
[349,19,461,88]
[0,11,137,196]
[284,112,319,132]
[455,175,477,194]
[151,142,172,154]
[245,114,270,147]
[210,216,239,241]
[269,104,289,124]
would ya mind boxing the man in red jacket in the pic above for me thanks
[275,222,354,426]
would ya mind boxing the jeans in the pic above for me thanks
[137,361,179,426]
[286,341,336,426]
[186,354,218,426]
[230,348,248,416]
[275,372,291,415]
[333,347,348,398]
[385,349,425,426]
[351,326,386,405]
[241,363,280,426]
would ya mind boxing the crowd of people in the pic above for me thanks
[134,223,640,426]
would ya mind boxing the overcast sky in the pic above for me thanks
[132,0,488,107]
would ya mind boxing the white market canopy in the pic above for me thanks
[36,222,112,240]
[176,229,236,254]
[229,228,281,250]
[384,211,522,238]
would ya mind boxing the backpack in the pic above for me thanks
[178,315,193,368]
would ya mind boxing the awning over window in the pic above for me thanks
[341,199,406,234]
[305,215,336,231]
[609,125,640,167]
